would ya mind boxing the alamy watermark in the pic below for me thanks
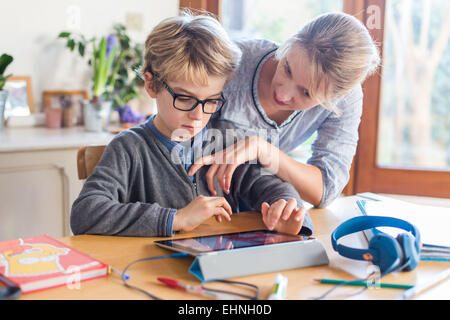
[366,4,382,30]
[365,265,382,289]
[66,265,81,290]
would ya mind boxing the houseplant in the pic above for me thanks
[0,53,14,132]
[108,24,144,109]
[59,31,118,131]
[58,24,145,131]
[107,24,146,125]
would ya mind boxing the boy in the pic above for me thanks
[70,12,313,237]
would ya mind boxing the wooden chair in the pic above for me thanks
[77,145,106,179]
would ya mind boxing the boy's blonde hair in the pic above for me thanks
[276,12,380,112]
[143,10,241,91]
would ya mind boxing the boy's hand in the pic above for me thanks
[173,195,233,232]
[261,198,305,235]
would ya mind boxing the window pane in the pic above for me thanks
[222,0,342,43]
[378,0,450,170]
[222,0,342,163]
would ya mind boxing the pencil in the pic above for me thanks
[315,278,413,289]
[420,257,450,262]
[401,268,450,299]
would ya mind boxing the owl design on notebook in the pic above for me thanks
[0,238,69,277]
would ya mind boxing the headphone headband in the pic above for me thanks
[331,215,421,262]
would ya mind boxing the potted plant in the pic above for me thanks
[0,53,13,132]
[108,24,146,126]
[58,31,119,132]
[58,24,145,131]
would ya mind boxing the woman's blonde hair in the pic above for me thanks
[143,10,241,91]
[276,12,380,112]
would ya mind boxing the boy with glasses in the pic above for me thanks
[70,12,313,237]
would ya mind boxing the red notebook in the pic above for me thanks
[0,235,109,294]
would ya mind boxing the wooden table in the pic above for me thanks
[20,196,450,300]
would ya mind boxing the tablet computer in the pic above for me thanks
[154,230,313,256]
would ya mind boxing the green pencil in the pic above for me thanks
[315,278,413,289]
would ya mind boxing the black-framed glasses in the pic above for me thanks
[155,77,226,114]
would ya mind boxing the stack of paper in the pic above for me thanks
[355,194,450,254]
[420,245,450,261]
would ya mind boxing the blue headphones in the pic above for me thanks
[331,216,421,275]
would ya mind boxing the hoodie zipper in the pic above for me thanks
[193,181,198,195]
[192,174,198,195]
[180,167,198,198]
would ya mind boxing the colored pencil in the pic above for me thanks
[315,278,413,289]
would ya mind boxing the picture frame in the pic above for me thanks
[3,76,34,118]
[43,90,88,126]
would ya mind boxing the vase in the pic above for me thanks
[0,90,8,132]
[62,107,75,127]
[81,99,112,132]
[45,108,62,129]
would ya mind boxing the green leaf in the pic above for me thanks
[78,42,85,57]
[120,39,130,50]
[58,31,71,38]
[0,54,13,76]
[67,39,76,51]
[92,39,98,93]
[0,73,12,89]
[93,37,107,97]
[105,45,118,87]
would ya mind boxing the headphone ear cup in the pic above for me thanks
[368,233,402,275]
[396,233,420,271]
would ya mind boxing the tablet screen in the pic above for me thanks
[155,230,311,255]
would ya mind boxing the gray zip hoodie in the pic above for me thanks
[70,119,313,237]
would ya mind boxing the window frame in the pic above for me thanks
[179,0,222,17]
[344,0,450,198]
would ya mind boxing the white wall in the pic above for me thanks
[0,0,179,112]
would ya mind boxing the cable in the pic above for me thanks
[120,252,260,300]
[310,275,374,300]
[312,257,414,300]
[201,279,260,300]
[121,252,189,300]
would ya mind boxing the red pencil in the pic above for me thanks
[157,277,236,299]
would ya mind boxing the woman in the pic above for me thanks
[188,12,380,226]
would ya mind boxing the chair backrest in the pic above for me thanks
[77,145,106,179]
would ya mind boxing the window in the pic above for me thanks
[378,0,450,171]
[350,0,450,198]
[222,0,342,44]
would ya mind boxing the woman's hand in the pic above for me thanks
[188,136,275,195]
[261,198,305,235]
[173,195,233,232]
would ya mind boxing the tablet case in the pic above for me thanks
[189,238,329,281]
